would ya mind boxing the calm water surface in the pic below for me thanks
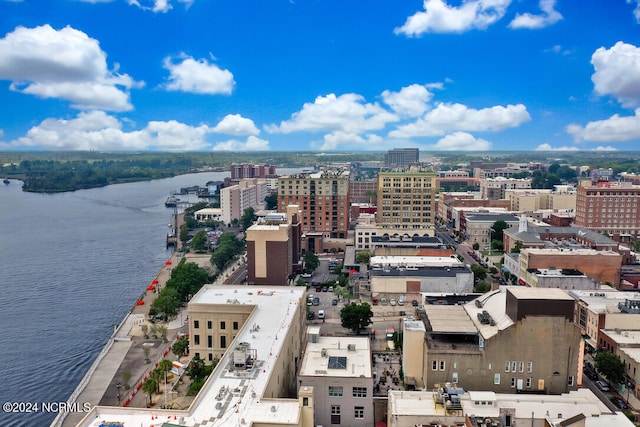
[0,172,231,427]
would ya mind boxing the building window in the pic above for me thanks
[354,406,364,419]
[303,397,308,407]
[511,361,517,372]
[194,335,200,345]
[527,361,533,372]
[432,361,438,371]
[328,386,343,397]
[439,360,446,371]
[220,335,226,348]
[511,377,516,388]
[233,321,239,330]
[220,321,226,330]
[494,374,500,385]
[568,376,574,386]
[194,320,200,329]
[331,405,341,424]
[526,377,532,388]
[519,362,524,372]
[207,320,212,329]
[352,387,367,397]
[207,335,212,348]
[505,361,510,372]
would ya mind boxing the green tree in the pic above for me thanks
[240,207,256,230]
[142,377,158,407]
[190,229,208,251]
[475,281,491,293]
[179,223,189,244]
[150,287,180,320]
[264,192,277,210]
[471,264,488,281]
[159,358,173,374]
[340,302,373,335]
[172,335,189,358]
[491,220,508,244]
[511,240,523,253]
[165,259,210,302]
[472,242,480,251]
[303,251,320,272]
[356,251,371,264]
[595,351,625,385]
[186,354,206,382]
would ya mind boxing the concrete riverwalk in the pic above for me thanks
[54,250,245,427]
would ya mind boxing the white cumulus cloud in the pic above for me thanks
[0,111,216,151]
[566,109,640,142]
[508,0,563,29]
[266,93,398,134]
[126,0,193,12]
[535,143,579,151]
[389,102,531,138]
[212,135,270,151]
[394,0,511,36]
[591,41,640,107]
[431,131,491,150]
[313,131,383,151]
[0,24,140,111]
[212,114,259,136]
[163,54,235,95]
[381,84,435,117]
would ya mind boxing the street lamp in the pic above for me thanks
[116,382,121,403]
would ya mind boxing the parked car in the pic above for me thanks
[328,286,334,292]
[398,298,405,306]
[372,298,378,305]
[313,297,320,306]
[318,309,325,319]
[412,300,419,307]
[595,380,610,392]
[322,286,328,292]
[307,311,315,320]
[332,299,338,306]
[389,298,397,306]
[301,273,312,278]
[381,297,388,305]
[610,396,628,410]
[584,368,597,380]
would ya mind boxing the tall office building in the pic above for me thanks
[383,148,419,168]
[220,178,268,224]
[376,168,437,234]
[278,170,350,239]
[230,163,277,180]
[575,181,640,238]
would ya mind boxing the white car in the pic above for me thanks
[389,298,397,306]
[398,298,405,306]
[301,273,312,278]
[318,310,325,319]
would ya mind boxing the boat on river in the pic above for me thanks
[164,195,178,207]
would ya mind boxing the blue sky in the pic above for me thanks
[0,0,639,152]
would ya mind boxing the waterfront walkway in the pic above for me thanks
[57,251,246,427]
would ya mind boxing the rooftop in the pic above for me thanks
[299,336,372,378]
[370,255,463,268]
[77,286,307,427]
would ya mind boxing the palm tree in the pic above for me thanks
[142,377,158,407]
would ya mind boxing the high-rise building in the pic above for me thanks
[376,168,437,234]
[575,181,640,238]
[220,178,268,224]
[278,170,350,238]
[383,148,419,169]
[230,163,277,180]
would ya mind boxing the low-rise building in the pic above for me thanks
[298,328,373,427]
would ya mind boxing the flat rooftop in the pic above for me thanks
[370,255,462,268]
[507,287,574,301]
[425,305,477,335]
[76,286,307,427]
[299,336,372,378]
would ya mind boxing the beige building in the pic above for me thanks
[246,206,302,285]
[220,178,269,224]
[575,181,640,238]
[479,177,532,200]
[463,213,519,250]
[298,328,373,427]
[413,287,582,395]
[402,319,427,388]
[387,388,630,427]
[75,285,314,427]
[504,186,576,212]
[376,168,437,235]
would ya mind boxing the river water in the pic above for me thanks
[0,172,235,427]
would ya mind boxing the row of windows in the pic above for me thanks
[505,361,533,373]
[327,386,367,397]
[329,405,365,423]
[193,334,228,348]
[193,320,239,330]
